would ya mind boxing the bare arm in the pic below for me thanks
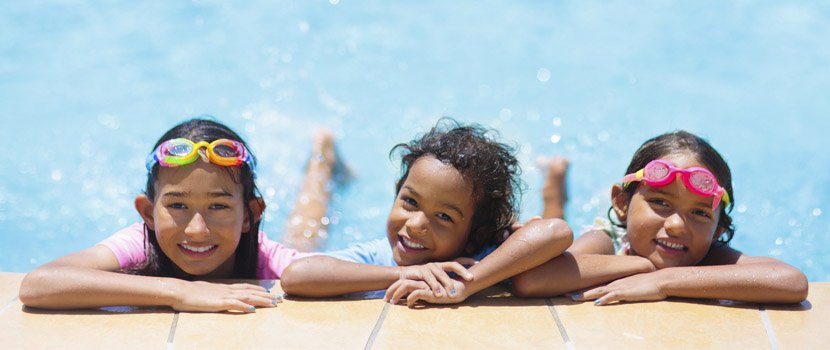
[464,218,573,296]
[387,218,576,306]
[512,230,655,297]
[280,255,401,297]
[19,246,276,312]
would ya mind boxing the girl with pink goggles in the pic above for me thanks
[621,159,730,211]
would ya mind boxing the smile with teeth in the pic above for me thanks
[655,239,686,251]
[401,236,426,250]
[180,243,217,253]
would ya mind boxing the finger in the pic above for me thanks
[244,293,281,308]
[594,291,620,306]
[384,280,404,303]
[421,265,444,297]
[226,299,257,313]
[453,257,479,268]
[575,286,607,301]
[429,264,457,295]
[442,262,474,281]
[231,283,267,292]
[390,281,417,305]
[406,289,433,308]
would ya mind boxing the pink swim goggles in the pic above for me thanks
[622,159,730,210]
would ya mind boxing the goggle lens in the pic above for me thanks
[689,171,716,193]
[645,162,670,181]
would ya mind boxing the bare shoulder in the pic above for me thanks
[569,229,615,255]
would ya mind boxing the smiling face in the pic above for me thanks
[137,159,250,277]
[613,152,724,268]
[386,156,476,266]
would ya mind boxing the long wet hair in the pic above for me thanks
[134,117,261,279]
[614,130,735,246]
[390,118,522,255]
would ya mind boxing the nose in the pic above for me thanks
[184,212,209,239]
[405,211,429,236]
[663,212,685,237]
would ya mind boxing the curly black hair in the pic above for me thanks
[390,118,522,256]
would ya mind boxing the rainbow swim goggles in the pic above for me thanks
[622,159,729,211]
[145,138,255,172]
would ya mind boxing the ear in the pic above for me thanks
[135,194,155,230]
[610,184,630,224]
[242,197,266,233]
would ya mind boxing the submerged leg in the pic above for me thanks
[540,156,569,220]
[283,128,349,252]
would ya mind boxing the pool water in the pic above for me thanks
[1,1,828,281]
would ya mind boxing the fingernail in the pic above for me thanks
[570,293,582,300]
[594,299,601,305]
[435,289,442,296]
[249,306,256,312]
[271,299,277,305]
[266,289,271,293]
[276,295,283,301]
[450,289,457,296]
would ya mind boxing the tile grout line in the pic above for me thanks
[364,302,390,350]
[166,312,180,350]
[545,298,575,350]
[0,297,19,314]
[758,305,780,350]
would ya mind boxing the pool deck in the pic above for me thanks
[0,272,826,349]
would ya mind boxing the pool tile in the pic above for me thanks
[553,297,769,349]
[172,280,385,349]
[371,288,566,349]
[0,299,174,349]
[0,273,24,306]
[766,282,830,348]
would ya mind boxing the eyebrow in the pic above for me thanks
[403,185,466,219]
[161,190,235,198]
[651,188,711,209]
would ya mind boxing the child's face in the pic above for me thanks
[387,156,475,266]
[141,159,250,277]
[614,153,723,269]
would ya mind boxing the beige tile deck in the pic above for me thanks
[0,273,24,307]
[766,283,830,349]
[0,302,175,349]
[173,280,385,349]
[1,272,827,349]
[372,287,566,349]
[553,297,770,349]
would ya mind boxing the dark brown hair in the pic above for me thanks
[135,117,260,279]
[617,130,735,245]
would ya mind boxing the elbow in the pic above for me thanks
[279,258,316,296]
[527,218,574,254]
[511,270,553,298]
[781,269,809,303]
[19,270,51,308]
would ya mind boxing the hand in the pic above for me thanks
[394,261,474,299]
[571,271,667,306]
[387,279,470,308]
[171,280,282,313]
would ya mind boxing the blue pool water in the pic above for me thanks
[1,1,828,281]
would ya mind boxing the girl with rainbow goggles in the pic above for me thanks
[513,130,807,305]
[20,118,344,313]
